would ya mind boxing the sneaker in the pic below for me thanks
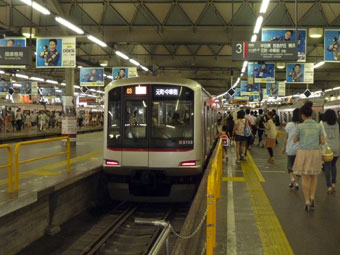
[289,181,295,188]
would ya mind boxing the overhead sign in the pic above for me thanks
[232,41,298,61]
[0,82,13,96]
[0,47,32,66]
[20,81,38,95]
[112,67,138,80]
[80,68,104,86]
[324,29,340,62]
[286,63,314,83]
[36,37,76,68]
[261,28,307,62]
[229,99,247,105]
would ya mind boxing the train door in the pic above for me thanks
[121,90,149,167]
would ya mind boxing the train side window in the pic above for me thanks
[107,87,121,147]
[124,100,147,139]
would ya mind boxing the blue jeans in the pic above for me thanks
[324,157,338,187]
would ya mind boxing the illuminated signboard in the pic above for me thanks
[125,85,147,95]
[230,99,247,105]
[153,86,179,97]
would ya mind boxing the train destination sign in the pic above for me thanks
[232,41,298,61]
[0,47,32,66]
[153,87,179,97]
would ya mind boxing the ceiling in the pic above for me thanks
[1,0,340,95]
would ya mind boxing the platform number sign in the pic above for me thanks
[233,42,248,60]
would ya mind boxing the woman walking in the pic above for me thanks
[233,110,247,163]
[321,109,339,194]
[282,108,301,189]
[293,101,325,211]
[264,111,277,164]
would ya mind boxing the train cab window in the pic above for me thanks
[124,100,147,139]
[151,86,194,139]
[107,87,121,147]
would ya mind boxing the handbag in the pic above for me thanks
[320,121,334,162]
[244,120,253,138]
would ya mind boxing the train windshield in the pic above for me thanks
[151,86,194,140]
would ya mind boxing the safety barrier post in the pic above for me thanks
[14,136,70,191]
[0,144,13,192]
[206,171,215,255]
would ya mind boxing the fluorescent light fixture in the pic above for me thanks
[74,85,80,89]
[241,66,246,73]
[260,0,270,14]
[103,74,107,77]
[89,88,96,92]
[55,89,62,93]
[30,77,44,82]
[55,17,84,34]
[77,65,83,69]
[107,75,113,79]
[60,82,66,86]
[251,34,257,42]
[241,72,244,77]
[140,65,149,71]
[20,0,51,15]
[309,28,323,38]
[276,62,285,69]
[115,51,129,60]
[0,70,4,74]
[333,87,340,90]
[129,59,140,66]
[100,60,108,67]
[15,74,28,79]
[314,61,325,69]
[254,16,263,34]
[242,61,248,69]
[22,33,34,38]
[13,83,22,88]
[325,89,332,92]
[46,79,58,84]
[314,90,322,93]
[87,35,107,48]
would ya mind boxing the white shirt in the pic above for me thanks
[285,122,299,155]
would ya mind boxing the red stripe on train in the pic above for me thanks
[108,148,193,152]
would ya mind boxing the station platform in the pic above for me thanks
[0,126,103,143]
[216,141,340,255]
[0,132,104,255]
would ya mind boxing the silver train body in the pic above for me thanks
[103,77,218,202]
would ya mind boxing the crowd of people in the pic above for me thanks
[0,108,104,133]
[219,101,340,212]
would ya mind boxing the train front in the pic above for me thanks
[103,77,203,202]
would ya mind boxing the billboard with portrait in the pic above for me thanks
[240,81,260,96]
[266,83,278,97]
[40,88,56,97]
[36,37,76,68]
[0,37,26,47]
[112,67,138,80]
[248,62,275,83]
[19,81,38,95]
[0,82,13,96]
[262,28,307,62]
[286,63,314,83]
[80,68,104,86]
[324,29,340,62]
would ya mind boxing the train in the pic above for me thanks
[103,77,218,202]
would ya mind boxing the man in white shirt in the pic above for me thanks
[15,108,23,131]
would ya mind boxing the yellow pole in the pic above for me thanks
[14,144,20,191]
[206,173,215,255]
[66,137,71,173]
[8,146,13,193]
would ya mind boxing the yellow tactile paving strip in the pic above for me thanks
[242,154,294,255]
[222,176,245,182]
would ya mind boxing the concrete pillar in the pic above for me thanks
[62,68,77,145]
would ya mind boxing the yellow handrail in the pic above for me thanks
[206,139,223,255]
[0,144,13,192]
[14,136,71,191]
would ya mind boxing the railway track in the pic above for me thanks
[60,202,188,255]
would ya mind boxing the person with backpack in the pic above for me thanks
[257,109,266,148]
[265,111,277,164]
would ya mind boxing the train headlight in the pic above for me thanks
[106,160,119,166]
[180,161,196,166]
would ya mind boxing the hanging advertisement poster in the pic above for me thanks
[266,83,278,97]
[262,88,268,100]
[62,96,77,142]
[248,62,275,83]
[240,81,260,96]
[324,29,340,62]
[0,37,26,47]
[233,88,248,100]
[40,88,56,97]
[20,81,38,95]
[286,63,314,83]
[249,95,259,102]
[80,68,104,86]
[278,81,286,96]
[36,37,76,68]
[112,67,138,80]
[262,28,307,62]
[0,82,13,96]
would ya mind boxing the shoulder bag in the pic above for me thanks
[320,121,334,162]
